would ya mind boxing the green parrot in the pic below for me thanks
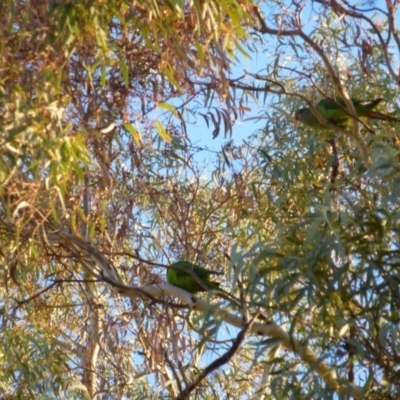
[294,97,400,129]
[166,260,224,294]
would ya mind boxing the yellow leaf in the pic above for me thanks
[158,102,179,119]
[124,123,142,145]
[154,120,172,143]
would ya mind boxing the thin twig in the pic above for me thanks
[175,312,259,400]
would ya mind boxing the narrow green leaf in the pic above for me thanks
[118,60,129,87]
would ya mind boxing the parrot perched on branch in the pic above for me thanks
[294,97,400,129]
[166,260,224,294]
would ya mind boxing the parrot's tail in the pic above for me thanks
[364,98,383,109]
[368,111,400,122]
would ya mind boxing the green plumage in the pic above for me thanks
[294,97,400,129]
[295,107,331,130]
[166,261,223,294]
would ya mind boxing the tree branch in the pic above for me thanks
[175,313,258,400]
